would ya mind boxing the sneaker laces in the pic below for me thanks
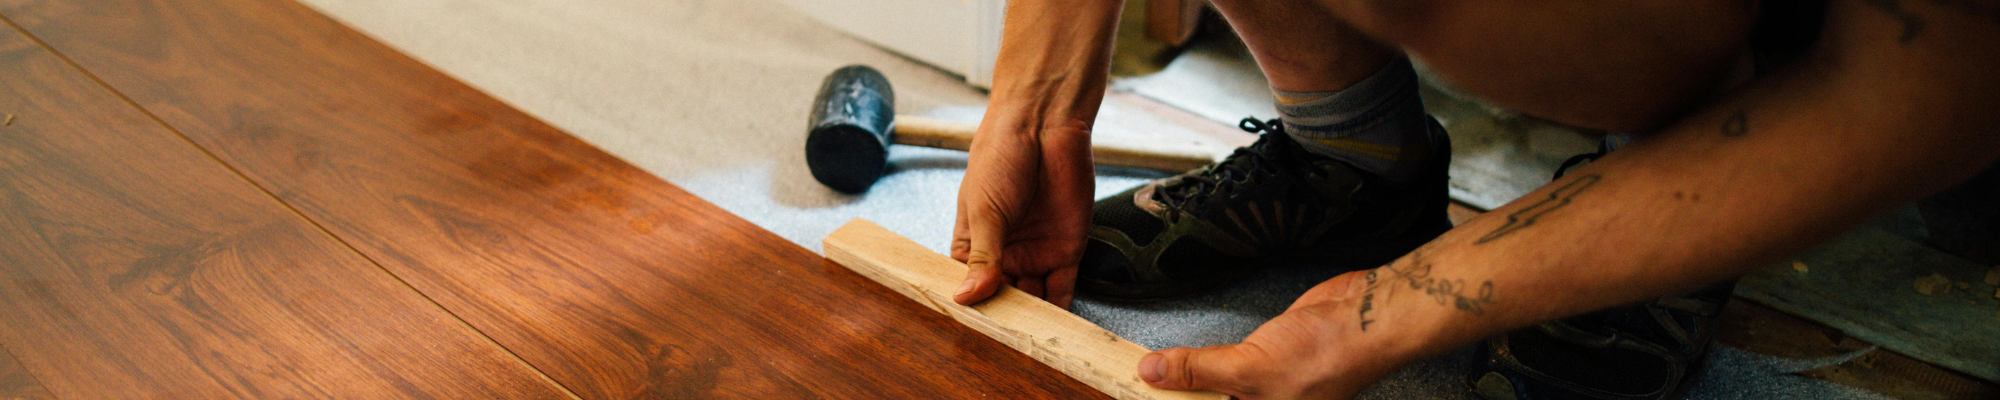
[1554,137,1620,179]
[1154,118,1291,211]
[1553,152,1600,180]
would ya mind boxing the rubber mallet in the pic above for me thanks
[805,65,1220,193]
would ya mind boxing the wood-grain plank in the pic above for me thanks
[0,20,567,399]
[0,346,53,400]
[0,0,1113,398]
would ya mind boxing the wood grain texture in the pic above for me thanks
[0,346,52,400]
[0,22,566,399]
[0,0,1114,397]
[824,219,1228,400]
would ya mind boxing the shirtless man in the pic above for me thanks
[946,0,1999,398]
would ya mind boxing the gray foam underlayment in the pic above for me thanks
[296,0,1885,397]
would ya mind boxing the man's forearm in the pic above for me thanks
[1353,0,2000,364]
[979,0,1124,136]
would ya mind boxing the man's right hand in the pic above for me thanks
[950,119,1095,309]
[950,0,1123,308]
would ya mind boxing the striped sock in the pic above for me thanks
[1274,58,1439,183]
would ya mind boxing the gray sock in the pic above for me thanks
[1603,133,1635,152]
[1273,58,1439,183]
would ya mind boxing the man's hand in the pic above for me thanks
[948,0,1119,308]
[950,121,1095,308]
[1139,270,1409,399]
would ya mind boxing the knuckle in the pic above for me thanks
[1220,344,1280,394]
[1176,350,1205,388]
[965,249,998,263]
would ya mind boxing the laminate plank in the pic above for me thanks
[0,346,53,400]
[0,0,1113,397]
[0,22,567,399]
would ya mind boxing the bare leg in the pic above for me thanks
[1206,0,1399,94]
[1207,0,1447,184]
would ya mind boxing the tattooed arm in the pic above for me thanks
[1371,0,2000,356]
[1138,0,2000,398]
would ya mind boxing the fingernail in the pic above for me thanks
[956,279,977,296]
[1139,353,1164,383]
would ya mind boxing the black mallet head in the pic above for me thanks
[805,65,896,193]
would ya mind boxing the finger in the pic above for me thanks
[1045,267,1078,310]
[1140,344,1263,397]
[1016,277,1045,299]
[955,259,1005,306]
[951,201,972,263]
[953,211,1010,305]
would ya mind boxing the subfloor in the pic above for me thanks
[292,0,1996,398]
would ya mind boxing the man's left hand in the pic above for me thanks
[1138,269,1410,400]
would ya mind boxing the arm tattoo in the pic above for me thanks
[1382,260,1496,315]
[1721,110,1749,137]
[1475,174,1602,245]
[1355,251,1498,332]
[1358,270,1379,331]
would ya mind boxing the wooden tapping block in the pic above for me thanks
[823,219,1227,400]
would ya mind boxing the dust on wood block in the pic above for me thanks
[823,219,1225,400]
[1738,228,2000,383]
[1912,273,1953,295]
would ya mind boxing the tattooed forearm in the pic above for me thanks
[1721,110,1749,137]
[1475,174,1602,245]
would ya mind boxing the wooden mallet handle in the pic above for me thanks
[894,116,1219,173]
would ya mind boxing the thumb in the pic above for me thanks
[952,208,1008,305]
[1140,344,1263,396]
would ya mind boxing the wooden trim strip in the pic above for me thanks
[824,218,1226,400]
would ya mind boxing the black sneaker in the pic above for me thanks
[1469,149,1736,400]
[1075,117,1453,302]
